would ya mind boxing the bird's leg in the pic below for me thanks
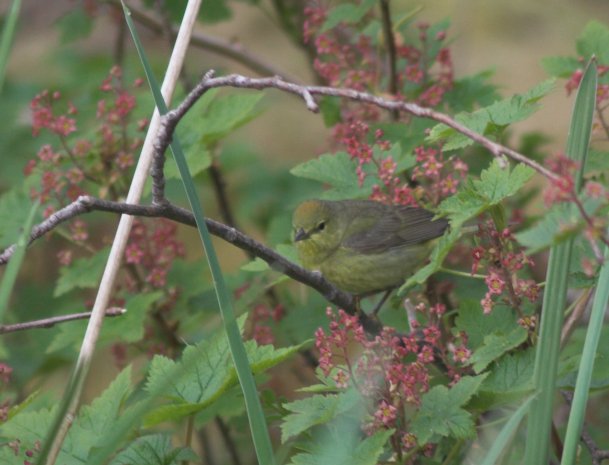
[371,289,393,316]
[355,295,362,314]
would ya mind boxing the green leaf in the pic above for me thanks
[438,159,534,229]
[281,390,360,442]
[474,160,535,204]
[289,429,393,465]
[54,247,110,297]
[444,70,500,111]
[144,315,304,425]
[436,181,485,227]
[56,8,94,43]
[0,368,133,465]
[411,375,487,444]
[469,326,528,373]
[47,292,162,352]
[321,0,376,31]
[198,0,232,23]
[318,96,342,127]
[516,189,603,253]
[198,92,264,145]
[576,21,609,64]
[0,189,39,248]
[428,80,555,150]
[481,349,535,394]
[165,147,211,179]
[110,434,197,465]
[76,367,133,442]
[241,257,270,272]
[455,300,521,350]
[541,56,581,78]
[290,151,373,199]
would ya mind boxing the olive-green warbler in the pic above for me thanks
[292,199,449,295]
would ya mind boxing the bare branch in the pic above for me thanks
[0,308,126,335]
[157,72,560,183]
[0,196,387,332]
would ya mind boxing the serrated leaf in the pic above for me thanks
[0,368,133,465]
[0,189,40,248]
[474,160,535,204]
[469,326,528,373]
[438,160,533,229]
[428,80,555,150]
[576,21,609,64]
[437,181,485,227]
[481,349,535,394]
[144,315,304,426]
[76,367,133,441]
[455,301,521,349]
[281,390,360,442]
[411,375,487,444]
[54,247,110,297]
[47,292,162,352]
[289,429,393,465]
[110,434,198,465]
[321,0,376,31]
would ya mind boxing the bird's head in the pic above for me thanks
[292,200,343,267]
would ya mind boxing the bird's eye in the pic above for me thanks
[317,221,326,231]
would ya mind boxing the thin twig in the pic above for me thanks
[0,308,125,334]
[379,0,400,121]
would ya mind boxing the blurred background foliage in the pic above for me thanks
[2,1,609,464]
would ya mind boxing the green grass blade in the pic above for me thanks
[0,0,21,92]
[122,3,276,465]
[524,60,597,465]
[480,396,535,465]
[560,241,609,465]
[0,200,38,322]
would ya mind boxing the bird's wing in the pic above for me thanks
[343,206,449,254]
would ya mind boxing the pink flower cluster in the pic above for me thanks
[471,222,539,315]
[315,306,470,455]
[249,303,285,345]
[411,145,468,205]
[125,219,185,289]
[27,66,147,218]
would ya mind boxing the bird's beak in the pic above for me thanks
[294,228,309,242]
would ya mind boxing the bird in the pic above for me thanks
[292,199,449,309]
